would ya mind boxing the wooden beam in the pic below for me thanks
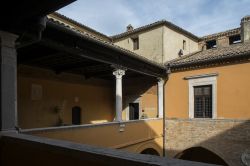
[39,38,166,78]
[53,61,104,74]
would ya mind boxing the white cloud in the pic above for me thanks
[58,0,250,36]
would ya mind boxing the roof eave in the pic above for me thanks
[170,52,250,71]
[44,20,167,78]
[111,21,200,42]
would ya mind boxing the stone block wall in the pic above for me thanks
[165,118,250,166]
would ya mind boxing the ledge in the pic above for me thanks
[183,73,218,80]
[21,118,163,133]
[165,118,250,123]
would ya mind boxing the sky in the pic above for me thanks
[58,0,250,37]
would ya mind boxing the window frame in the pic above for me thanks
[193,85,212,118]
[183,40,186,50]
[188,75,217,119]
[132,37,139,50]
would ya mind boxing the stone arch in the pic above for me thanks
[175,146,229,166]
[141,148,160,156]
[135,142,162,156]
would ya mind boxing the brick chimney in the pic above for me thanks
[126,24,134,32]
[241,15,250,42]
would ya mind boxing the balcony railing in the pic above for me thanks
[21,118,163,154]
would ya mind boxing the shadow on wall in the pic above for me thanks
[175,147,228,166]
[122,76,158,119]
[165,119,250,166]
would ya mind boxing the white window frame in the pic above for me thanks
[125,96,141,121]
[188,75,217,119]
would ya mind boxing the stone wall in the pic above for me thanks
[165,118,250,166]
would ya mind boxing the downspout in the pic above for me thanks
[162,27,164,63]
[163,64,171,157]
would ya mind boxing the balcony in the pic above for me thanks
[21,118,164,155]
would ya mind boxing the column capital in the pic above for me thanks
[157,78,166,86]
[113,69,126,79]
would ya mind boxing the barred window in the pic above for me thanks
[194,85,212,118]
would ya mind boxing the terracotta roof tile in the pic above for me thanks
[168,42,250,68]
[47,18,165,69]
[201,28,241,41]
[50,12,111,41]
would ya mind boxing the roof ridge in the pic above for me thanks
[201,27,241,40]
[110,20,165,38]
[111,19,200,41]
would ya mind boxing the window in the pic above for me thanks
[187,74,217,119]
[183,40,186,50]
[194,85,212,118]
[206,40,217,49]
[132,37,139,50]
[229,35,241,45]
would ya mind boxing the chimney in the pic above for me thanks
[241,15,250,43]
[126,24,134,32]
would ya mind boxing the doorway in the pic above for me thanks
[129,103,139,120]
[72,106,81,125]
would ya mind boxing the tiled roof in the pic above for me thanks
[47,18,165,69]
[201,28,241,41]
[168,42,250,69]
[50,12,111,41]
[111,20,200,41]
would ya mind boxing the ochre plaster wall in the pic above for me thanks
[24,119,163,156]
[18,66,159,129]
[165,62,250,119]
[18,66,115,129]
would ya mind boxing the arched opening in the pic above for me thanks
[176,147,228,166]
[140,148,160,156]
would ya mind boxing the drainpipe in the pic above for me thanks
[163,64,171,157]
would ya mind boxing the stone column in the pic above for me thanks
[157,78,165,118]
[113,69,125,121]
[0,31,18,131]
